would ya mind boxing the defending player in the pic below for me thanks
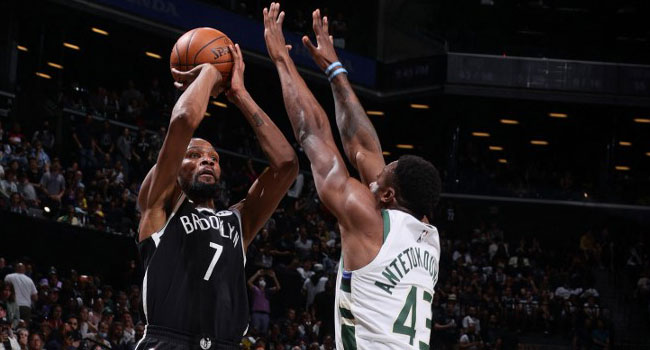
[136,44,297,350]
[263,3,442,350]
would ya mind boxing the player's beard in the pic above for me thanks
[183,177,219,201]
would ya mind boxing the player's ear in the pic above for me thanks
[379,186,396,205]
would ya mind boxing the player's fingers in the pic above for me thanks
[329,35,334,44]
[323,16,329,35]
[286,45,292,51]
[277,11,285,25]
[312,10,320,34]
[315,9,322,30]
[263,7,270,27]
[271,3,278,22]
[302,36,317,55]
[235,44,243,60]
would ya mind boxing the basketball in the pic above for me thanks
[170,27,234,80]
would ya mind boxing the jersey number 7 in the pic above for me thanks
[204,242,224,281]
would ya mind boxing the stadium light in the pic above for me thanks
[366,111,384,116]
[204,112,211,117]
[63,42,80,50]
[498,159,507,164]
[17,45,28,52]
[472,132,490,137]
[396,144,414,149]
[44,206,51,213]
[619,141,632,146]
[35,72,51,79]
[530,140,549,145]
[634,118,650,124]
[145,51,162,59]
[410,104,430,109]
[489,146,503,151]
[382,151,391,156]
[47,62,64,70]
[500,119,519,125]
[212,101,227,108]
[615,165,630,171]
[91,27,109,36]
[549,113,568,118]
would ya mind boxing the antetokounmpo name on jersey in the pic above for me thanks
[374,246,438,295]
[179,212,240,247]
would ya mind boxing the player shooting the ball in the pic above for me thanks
[136,42,297,350]
[263,3,442,350]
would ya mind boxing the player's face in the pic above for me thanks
[179,139,222,200]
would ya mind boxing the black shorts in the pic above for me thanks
[135,325,239,350]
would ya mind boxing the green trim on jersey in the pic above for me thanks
[340,277,352,293]
[419,342,430,350]
[339,307,355,320]
[382,209,390,242]
[341,324,358,350]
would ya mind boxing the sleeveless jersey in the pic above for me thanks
[137,194,248,343]
[335,209,441,350]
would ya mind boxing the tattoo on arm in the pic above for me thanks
[252,112,265,127]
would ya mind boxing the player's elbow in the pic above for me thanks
[279,154,299,179]
[171,107,201,130]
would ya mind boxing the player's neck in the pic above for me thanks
[190,198,216,209]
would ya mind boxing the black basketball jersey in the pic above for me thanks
[137,194,248,342]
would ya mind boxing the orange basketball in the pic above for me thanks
[170,27,234,80]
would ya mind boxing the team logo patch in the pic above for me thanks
[199,337,211,350]
[215,210,233,216]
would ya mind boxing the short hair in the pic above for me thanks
[393,155,441,220]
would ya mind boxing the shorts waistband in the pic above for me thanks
[144,325,239,350]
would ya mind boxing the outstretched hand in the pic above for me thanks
[225,43,246,103]
[263,2,292,62]
[171,63,224,97]
[302,9,340,71]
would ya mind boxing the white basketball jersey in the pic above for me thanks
[335,209,441,350]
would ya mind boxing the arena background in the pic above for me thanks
[1,0,649,349]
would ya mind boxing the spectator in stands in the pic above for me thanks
[294,226,313,260]
[115,128,134,180]
[25,158,42,186]
[57,205,80,226]
[71,116,97,170]
[3,264,37,324]
[459,319,484,350]
[591,319,609,350]
[1,284,19,328]
[31,121,55,153]
[18,174,38,208]
[0,316,19,350]
[463,306,481,335]
[434,300,459,350]
[40,161,65,214]
[302,264,327,310]
[8,193,27,215]
[27,333,43,350]
[248,269,281,335]
[0,171,18,198]
[15,329,27,350]
[30,141,50,170]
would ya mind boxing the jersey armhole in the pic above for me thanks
[230,207,246,266]
[136,193,186,246]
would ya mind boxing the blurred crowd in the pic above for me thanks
[2,217,623,350]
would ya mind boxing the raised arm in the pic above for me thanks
[302,10,385,185]
[137,64,223,241]
[263,3,382,269]
[226,44,298,249]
